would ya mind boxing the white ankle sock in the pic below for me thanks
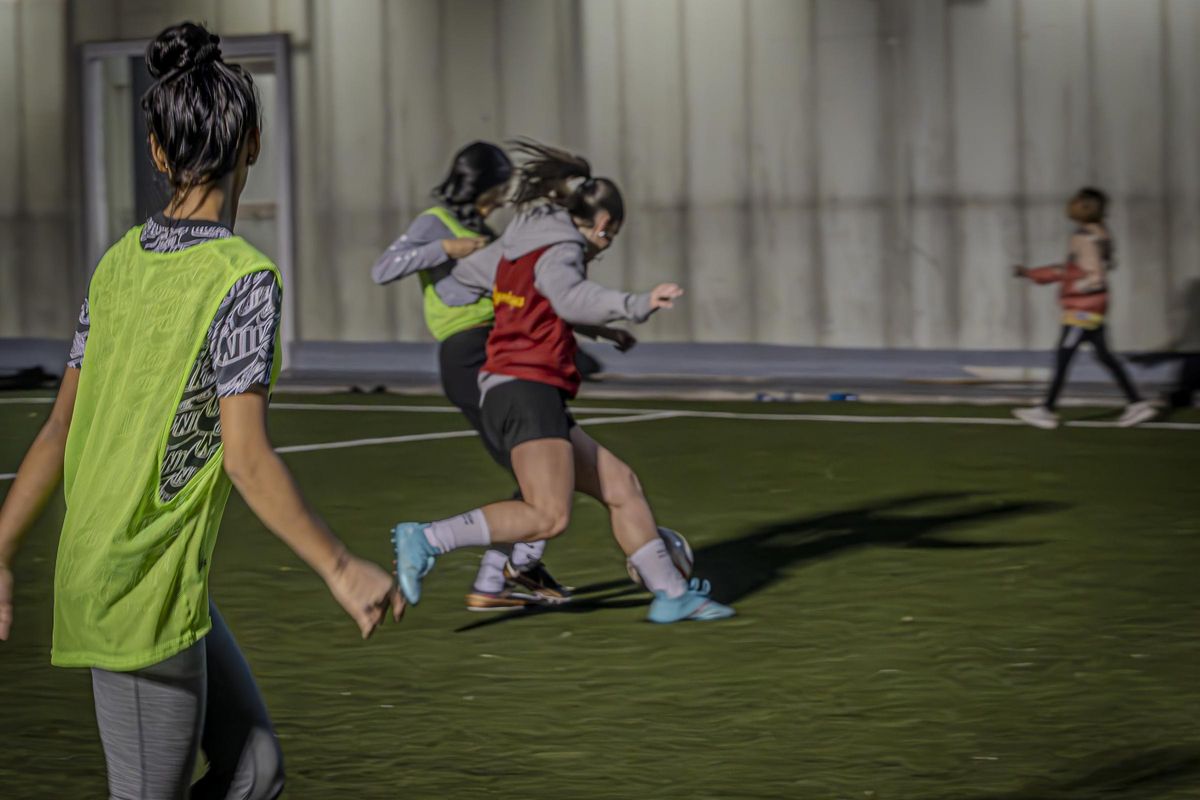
[509,540,546,571]
[473,549,508,593]
[629,538,688,598]
[425,509,491,554]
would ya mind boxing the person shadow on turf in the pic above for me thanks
[963,745,1200,799]
[1131,277,1200,412]
[457,492,1060,631]
[693,491,1059,606]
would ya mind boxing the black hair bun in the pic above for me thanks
[146,22,222,78]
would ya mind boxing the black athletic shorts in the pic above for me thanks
[481,378,577,456]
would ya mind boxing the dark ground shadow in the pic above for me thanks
[698,492,1061,605]
[456,492,1061,632]
[962,745,1200,800]
[1131,277,1200,414]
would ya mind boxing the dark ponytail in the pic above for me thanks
[141,22,260,195]
[432,141,513,235]
[509,138,624,225]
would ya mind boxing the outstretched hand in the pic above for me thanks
[650,283,685,310]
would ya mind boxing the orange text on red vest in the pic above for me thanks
[493,287,527,309]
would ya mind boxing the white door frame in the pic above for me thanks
[79,34,298,368]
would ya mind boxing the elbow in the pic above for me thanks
[222,455,247,487]
[222,447,262,489]
[553,299,614,328]
[40,418,68,444]
[370,262,391,285]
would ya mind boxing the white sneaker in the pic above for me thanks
[1116,400,1157,428]
[1012,406,1060,430]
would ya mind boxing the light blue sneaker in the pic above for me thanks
[391,522,437,605]
[647,578,735,623]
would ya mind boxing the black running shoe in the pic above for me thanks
[504,560,574,604]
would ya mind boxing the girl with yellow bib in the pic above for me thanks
[0,22,397,799]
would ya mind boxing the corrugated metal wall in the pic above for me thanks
[1,0,1198,350]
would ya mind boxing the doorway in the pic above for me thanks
[79,34,297,366]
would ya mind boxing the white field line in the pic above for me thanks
[241,411,681,456]
[261,401,1200,430]
[272,402,460,414]
[0,398,652,414]
[663,410,1200,431]
[274,428,479,454]
[271,402,655,416]
[6,395,1200,430]
[0,411,684,478]
[575,410,686,426]
[3,403,1198,481]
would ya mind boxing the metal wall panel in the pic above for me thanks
[1094,0,1171,348]
[0,0,1195,354]
[950,0,1025,350]
[0,0,23,338]
[1018,0,1090,351]
[1164,0,1200,347]
[747,0,818,346]
[903,0,957,349]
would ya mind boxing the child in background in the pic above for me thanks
[1012,187,1156,429]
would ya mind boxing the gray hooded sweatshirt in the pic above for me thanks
[450,206,655,326]
[450,206,657,398]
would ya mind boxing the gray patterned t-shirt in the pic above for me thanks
[69,214,282,501]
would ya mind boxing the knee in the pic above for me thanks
[242,731,286,800]
[529,506,571,541]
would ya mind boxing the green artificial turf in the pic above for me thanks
[1,393,1197,799]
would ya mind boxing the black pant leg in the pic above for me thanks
[192,603,284,800]
[438,326,510,469]
[1046,325,1084,409]
[1085,326,1141,404]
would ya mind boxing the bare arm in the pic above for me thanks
[220,389,400,635]
[0,369,79,640]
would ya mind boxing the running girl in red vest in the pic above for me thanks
[0,23,395,799]
[371,142,575,611]
[391,140,734,623]
[1012,187,1156,429]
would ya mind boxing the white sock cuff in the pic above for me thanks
[628,537,687,598]
[427,509,491,553]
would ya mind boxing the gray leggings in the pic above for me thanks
[90,603,285,800]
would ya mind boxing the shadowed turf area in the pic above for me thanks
[1,393,1198,799]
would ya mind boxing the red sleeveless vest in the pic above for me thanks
[484,245,581,396]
